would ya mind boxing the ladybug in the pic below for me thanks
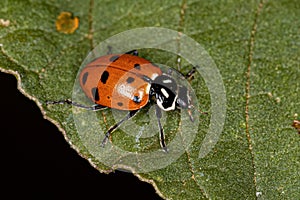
[47,50,196,152]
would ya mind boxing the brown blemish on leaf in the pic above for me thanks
[292,120,300,134]
[0,19,10,27]
[55,12,79,34]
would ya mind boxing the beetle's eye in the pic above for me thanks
[176,86,190,109]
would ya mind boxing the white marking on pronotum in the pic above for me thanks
[157,95,177,111]
[162,79,172,84]
[161,88,169,98]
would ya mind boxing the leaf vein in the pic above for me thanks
[245,0,265,198]
[88,0,94,50]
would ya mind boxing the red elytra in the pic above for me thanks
[79,53,162,110]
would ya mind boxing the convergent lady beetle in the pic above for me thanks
[47,50,197,152]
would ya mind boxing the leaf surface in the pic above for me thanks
[0,0,299,199]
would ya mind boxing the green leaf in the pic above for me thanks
[0,0,299,199]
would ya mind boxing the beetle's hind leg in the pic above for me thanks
[46,99,106,111]
[101,109,139,147]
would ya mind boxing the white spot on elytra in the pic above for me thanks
[138,90,144,99]
[145,83,151,94]
[117,84,134,99]
[151,73,159,80]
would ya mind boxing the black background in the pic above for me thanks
[1,71,162,200]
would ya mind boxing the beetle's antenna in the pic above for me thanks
[198,109,208,115]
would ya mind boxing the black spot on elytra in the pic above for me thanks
[133,96,141,104]
[117,102,123,107]
[101,71,109,84]
[109,55,119,62]
[126,77,135,83]
[91,87,100,102]
[134,63,141,70]
[82,72,89,85]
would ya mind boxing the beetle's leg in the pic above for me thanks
[187,108,195,122]
[185,66,197,80]
[125,49,138,56]
[46,99,106,111]
[155,105,168,152]
[101,109,139,147]
[107,45,113,54]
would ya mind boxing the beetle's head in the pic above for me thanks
[150,74,194,121]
